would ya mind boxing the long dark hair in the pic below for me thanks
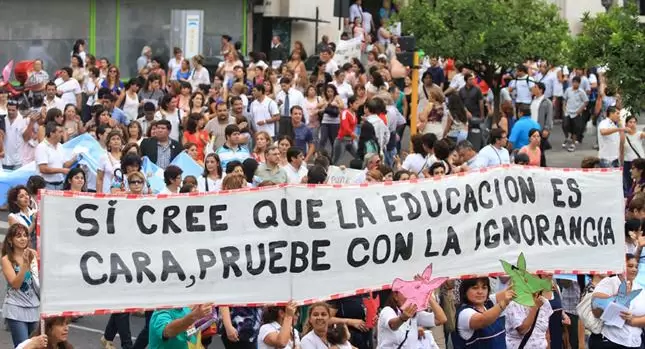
[203,153,223,178]
[357,122,379,160]
[31,316,74,349]
[459,277,491,306]
[447,94,468,124]
[1,224,30,266]
[63,167,87,191]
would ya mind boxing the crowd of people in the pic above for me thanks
[0,0,642,348]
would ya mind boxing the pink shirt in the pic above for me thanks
[519,146,541,166]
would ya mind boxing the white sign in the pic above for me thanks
[40,167,624,315]
[333,37,363,66]
[184,14,201,59]
[326,166,363,184]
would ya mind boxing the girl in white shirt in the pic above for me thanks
[591,254,645,349]
[377,288,447,349]
[258,301,301,349]
[301,302,333,349]
[198,154,222,193]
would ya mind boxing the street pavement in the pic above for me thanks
[0,121,611,348]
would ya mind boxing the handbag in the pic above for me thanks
[323,105,340,118]
[575,292,603,334]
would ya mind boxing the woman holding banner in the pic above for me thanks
[590,254,645,349]
[301,303,332,349]
[1,223,40,347]
[16,316,73,349]
[452,278,514,349]
[377,289,447,349]
[258,302,300,349]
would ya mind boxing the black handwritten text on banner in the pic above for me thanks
[39,167,624,315]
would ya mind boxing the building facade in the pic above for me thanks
[0,0,246,78]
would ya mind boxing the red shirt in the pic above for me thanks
[337,109,358,139]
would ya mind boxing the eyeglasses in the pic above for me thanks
[130,180,144,185]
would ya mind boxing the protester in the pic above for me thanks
[15,316,72,349]
[1,223,40,347]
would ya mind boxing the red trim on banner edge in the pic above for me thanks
[39,269,620,318]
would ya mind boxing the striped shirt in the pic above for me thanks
[215,144,251,171]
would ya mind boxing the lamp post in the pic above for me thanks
[601,0,613,12]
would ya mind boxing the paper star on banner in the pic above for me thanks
[500,252,552,307]
[592,279,642,310]
[392,264,448,312]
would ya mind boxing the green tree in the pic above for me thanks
[570,5,645,111]
[398,0,570,103]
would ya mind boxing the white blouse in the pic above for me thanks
[377,306,436,349]
[504,298,553,349]
[594,276,645,348]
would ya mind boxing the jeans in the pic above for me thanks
[132,311,153,349]
[320,123,340,157]
[7,318,37,347]
[624,161,633,197]
[332,137,357,165]
[104,313,133,349]
[599,159,619,169]
[45,182,64,190]
[2,164,21,171]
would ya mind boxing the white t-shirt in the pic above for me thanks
[98,153,120,194]
[34,140,67,183]
[477,145,511,167]
[168,58,182,81]
[402,153,427,177]
[598,118,620,162]
[283,163,308,184]
[56,78,81,107]
[3,115,26,167]
[377,306,436,349]
[258,321,300,349]
[594,276,645,348]
[197,176,221,193]
[457,295,500,340]
[301,331,330,349]
[624,131,645,162]
[250,97,279,138]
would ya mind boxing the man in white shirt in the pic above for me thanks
[55,67,82,110]
[2,100,26,170]
[250,84,280,138]
[35,122,78,189]
[362,11,374,34]
[42,81,65,112]
[275,77,305,138]
[508,65,535,106]
[598,106,624,168]
[320,48,339,75]
[284,147,308,184]
[445,64,468,95]
[331,69,354,106]
[349,0,364,23]
[477,128,511,167]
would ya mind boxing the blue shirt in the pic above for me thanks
[293,123,313,154]
[176,70,191,81]
[110,107,130,126]
[509,116,541,149]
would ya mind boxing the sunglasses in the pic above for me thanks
[130,180,144,185]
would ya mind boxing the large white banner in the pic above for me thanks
[333,37,362,66]
[40,167,625,315]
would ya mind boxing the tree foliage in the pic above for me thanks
[570,5,645,110]
[398,0,571,86]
